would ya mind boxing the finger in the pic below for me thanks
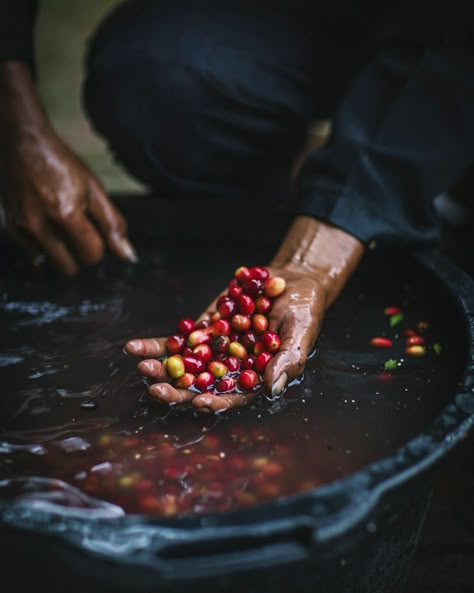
[7,227,47,270]
[28,219,80,276]
[137,359,167,380]
[264,313,321,396]
[87,181,138,263]
[192,391,256,414]
[58,210,105,266]
[148,383,196,405]
[124,337,167,358]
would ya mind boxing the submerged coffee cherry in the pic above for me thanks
[254,351,273,374]
[369,337,393,348]
[195,371,214,391]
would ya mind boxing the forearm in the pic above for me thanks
[270,216,365,308]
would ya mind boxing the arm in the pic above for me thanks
[125,216,364,413]
[0,3,137,275]
[296,2,474,247]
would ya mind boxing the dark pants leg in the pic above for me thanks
[82,0,335,203]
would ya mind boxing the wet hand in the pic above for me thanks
[1,130,138,276]
[124,267,327,414]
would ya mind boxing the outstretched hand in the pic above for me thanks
[125,267,326,413]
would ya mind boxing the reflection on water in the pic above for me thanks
[0,241,466,517]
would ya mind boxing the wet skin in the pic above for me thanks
[0,64,364,413]
[125,216,365,413]
[0,62,137,275]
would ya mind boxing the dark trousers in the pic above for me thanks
[82,0,361,203]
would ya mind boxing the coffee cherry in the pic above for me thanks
[248,266,270,281]
[369,337,393,348]
[252,314,269,333]
[242,279,263,298]
[241,330,257,350]
[174,372,195,389]
[217,297,237,319]
[254,342,265,356]
[216,377,236,393]
[384,306,401,316]
[238,370,259,390]
[182,346,194,357]
[406,335,425,346]
[166,355,185,379]
[237,294,255,315]
[224,356,240,373]
[192,343,212,362]
[211,335,230,354]
[229,331,240,342]
[263,276,286,298]
[235,266,251,282]
[188,329,212,347]
[262,331,281,353]
[241,355,256,370]
[196,319,211,329]
[228,342,248,359]
[195,372,214,391]
[231,314,251,332]
[166,334,186,354]
[254,351,273,374]
[405,345,426,356]
[183,355,205,374]
[228,279,243,299]
[213,319,231,336]
[207,360,228,378]
[176,318,195,336]
[255,295,272,314]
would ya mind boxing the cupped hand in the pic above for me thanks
[124,266,327,414]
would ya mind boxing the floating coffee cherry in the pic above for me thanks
[159,265,287,398]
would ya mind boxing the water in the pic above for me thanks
[0,235,467,518]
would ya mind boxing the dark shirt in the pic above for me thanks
[1,1,473,247]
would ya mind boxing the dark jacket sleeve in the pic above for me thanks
[0,0,38,68]
[296,3,474,247]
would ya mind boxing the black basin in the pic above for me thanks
[0,193,473,593]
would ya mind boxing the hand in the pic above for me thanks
[0,61,137,276]
[1,129,137,276]
[124,266,326,414]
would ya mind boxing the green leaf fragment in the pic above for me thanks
[389,313,404,327]
[433,342,442,355]
[384,358,398,370]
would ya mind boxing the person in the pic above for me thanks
[1,1,473,413]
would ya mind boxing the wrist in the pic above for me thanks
[0,61,51,141]
[270,216,365,307]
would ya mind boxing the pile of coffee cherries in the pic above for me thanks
[162,266,286,395]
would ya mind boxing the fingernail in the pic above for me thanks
[271,372,288,397]
[120,238,139,263]
[126,340,144,355]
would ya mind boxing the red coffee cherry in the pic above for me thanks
[237,294,255,315]
[251,314,269,333]
[217,297,237,319]
[248,266,270,281]
[231,314,251,332]
[238,370,259,390]
[241,355,256,370]
[192,343,212,362]
[235,266,252,282]
[195,372,214,391]
[241,330,257,350]
[262,330,281,353]
[254,351,273,374]
[188,329,212,347]
[183,355,205,375]
[211,335,231,354]
[242,279,263,298]
[176,318,195,336]
[369,337,393,348]
[254,295,272,314]
[174,372,195,389]
[216,377,236,393]
[224,356,240,373]
[166,334,186,354]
